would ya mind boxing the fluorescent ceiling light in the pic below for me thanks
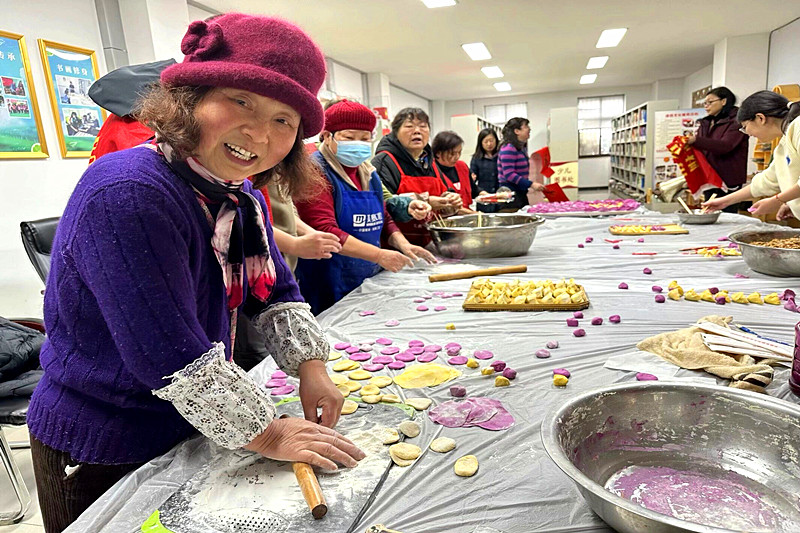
[493,82,511,92]
[596,28,627,48]
[481,66,504,78]
[580,74,597,85]
[462,42,492,61]
[586,56,609,69]
[421,0,456,7]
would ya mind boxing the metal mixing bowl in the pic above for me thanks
[728,229,800,277]
[426,213,544,258]
[677,211,721,225]
[542,382,800,533]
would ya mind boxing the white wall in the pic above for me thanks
[681,65,712,108]
[389,84,431,119]
[119,0,188,64]
[0,0,107,318]
[651,78,684,102]
[768,17,800,88]
[187,3,217,22]
[329,61,364,103]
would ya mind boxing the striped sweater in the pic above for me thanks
[497,143,531,191]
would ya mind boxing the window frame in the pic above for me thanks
[577,94,624,158]
[484,102,528,126]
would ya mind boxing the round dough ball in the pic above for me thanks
[430,437,456,453]
[381,394,401,403]
[390,443,422,462]
[381,428,400,444]
[341,400,358,415]
[406,398,432,411]
[362,394,382,404]
[370,376,393,388]
[398,420,420,438]
[336,384,350,397]
[454,454,479,477]
[349,369,373,380]
[333,360,360,372]
[344,380,362,392]
[329,373,348,385]
[360,384,381,396]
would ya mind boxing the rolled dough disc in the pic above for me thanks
[344,380,362,392]
[333,360,360,372]
[430,437,456,453]
[369,376,393,388]
[341,400,358,415]
[348,369,373,380]
[454,455,479,477]
[360,384,381,396]
[381,428,400,444]
[336,384,350,397]
[329,374,348,385]
[398,420,421,438]
[389,443,421,466]
[362,394,382,404]
[381,394,401,403]
[406,398,433,411]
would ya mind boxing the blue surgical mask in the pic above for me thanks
[334,140,372,167]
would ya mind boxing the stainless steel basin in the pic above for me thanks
[729,229,800,277]
[426,213,544,259]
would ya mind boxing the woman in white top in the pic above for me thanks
[703,90,800,220]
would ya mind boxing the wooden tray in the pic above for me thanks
[609,224,688,235]
[462,284,590,312]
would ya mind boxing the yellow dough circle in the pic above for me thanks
[362,394,382,404]
[336,384,351,397]
[333,360,360,372]
[341,400,359,415]
[394,364,461,389]
[369,376,393,388]
[360,384,381,396]
[454,455,479,477]
[328,351,342,361]
[381,394,402,403]
[329,373,348,385]
[344,380,362,392]
[348,369,373,380]
[430,437,456,453]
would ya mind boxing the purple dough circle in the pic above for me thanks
[448,356,468,365]
[473,349,494,360]
[416,305,429,312]
[345,346,360,354]
[553,368,571,378]
[387,361,406,370]
[376,337,393,345]
[451,292,463,297]
[445,342,462,350]
[349,352,372,362]
[417,352,438,363]
[385,320,400,327]
[424,344,443,352]
[395,352,417,362]
[333,342,351,350]
[408,340,425,347]
[434,306,447,312]
[380,346,400,355]
[535,349,551,359]
[265,379,287,388]
[270,385,296,396]
[413,298,425,303]
[636,372,659,381]
[408,347,424,355]
[372,355,394,364]
[362,363,384,372]
[422,295,433,300]
[272,371,287,379]
[359,310,376,316]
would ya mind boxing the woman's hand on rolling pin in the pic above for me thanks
[298,359,344,428]
[376,249,413,272]
[407,199,431,220]
[245,417,365,470]
[293,231,342,259]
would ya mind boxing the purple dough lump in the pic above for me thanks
[473,349,494,360]
[553,368,571,378]
[345,346,360,354]
[613,244,620,250]
[490,360,507,371]
[578,243,585,248]
[652,285,663,293]
[709,287,719,295]
[408,347,425,355]
[450,385,467,397]
[618,282,629,290]
[448,356,468,365]
[546,340,559,349]
[413,298,425,303]
[573,311,584,319]
[573,328,586,337]
[636,372,659,381]
[591,317,603,326]
[609,315,621,323]
[643,267,652,274]
[502,368,517,380]
[585,237,594,243]
[637,238,644,243]
[715,295,727,305]
[445,342,462,350]
[567,318,579,327]
[535,349,551,359]
[655,295,666,303]
[446,347,461,356]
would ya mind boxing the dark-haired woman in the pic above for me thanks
[470,128,500,213]
[703,90,800,220]
[432,130,474,210]
[27,14,364,532]
[498,117,544,210]
[686,86,749,212]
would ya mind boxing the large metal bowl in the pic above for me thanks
[728,229,800,277]
[426,213,544,258]
[542,382,800,533]
[677,211,721,225]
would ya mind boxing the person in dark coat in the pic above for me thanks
[687,86,749,212]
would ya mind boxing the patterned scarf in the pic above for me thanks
[155,142,276,310]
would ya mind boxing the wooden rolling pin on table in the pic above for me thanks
[428,265,527,283]
[292,462,328,519]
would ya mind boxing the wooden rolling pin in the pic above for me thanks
[428,264,527,283]
[293,462,328,519]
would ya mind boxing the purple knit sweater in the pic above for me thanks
[27,147,302,464]
[497,143,532,192]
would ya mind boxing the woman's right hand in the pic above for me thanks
[701,197,729,212]
[777,203,795,221]
[427,195,449,211]
[408,199,431,220]
[376,249,413,272]
[293,231,342,259]
[245,417,365,471]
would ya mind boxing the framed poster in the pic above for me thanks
[652,109,704,188]
[0,30,48,158]
[38,39,105,158]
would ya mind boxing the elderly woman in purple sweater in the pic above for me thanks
[27,14,364,532]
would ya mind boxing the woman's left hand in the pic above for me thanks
[748,196,781,216]
[408,199,432,220]
[298,359,344,428]
[777,203,795,221]
[399,243,438,264]
[686,133,696,145]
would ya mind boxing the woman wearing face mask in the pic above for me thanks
[703,90,800,220]
[295,100,436,315]
[686,87,749,212]
[432,130,475,211]
[498,117,545,210]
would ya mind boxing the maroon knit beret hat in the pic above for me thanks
[161,13,326,136]
[324,99,377,134]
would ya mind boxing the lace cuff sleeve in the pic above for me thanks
[152,342,276,449]
[251,302,329,377]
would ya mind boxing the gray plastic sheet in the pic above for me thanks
[65,211,800,533]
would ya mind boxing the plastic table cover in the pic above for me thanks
[65,211,800,533]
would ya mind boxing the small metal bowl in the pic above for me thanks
[542,382,800,533]
[426,213,544,258]
[729,229,800,277]
[677,211,721,225]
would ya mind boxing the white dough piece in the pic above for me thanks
[454,455,478,477]
[406,398,433,411]
[429,437,456,453]
[398,420,421,438]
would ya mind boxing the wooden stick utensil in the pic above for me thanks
[428,264,527,283]
[677,197,694,215]
[701,193,717,213]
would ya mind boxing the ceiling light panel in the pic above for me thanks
[586,56,609,69]
[580,74,598,84]
[596,28,627,48]
[481,66,504,78]
[422,0,456,7]
[494,82,511,92]
[462,42,492,61]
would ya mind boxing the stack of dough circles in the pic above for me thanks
[389,443,421,466]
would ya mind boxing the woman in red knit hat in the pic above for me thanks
[295,99,436,315]
[28,14,365,532]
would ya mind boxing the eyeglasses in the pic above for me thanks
[703,98,722,107]
[739,126,748,134]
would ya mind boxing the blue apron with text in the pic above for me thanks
[296,154,384,315]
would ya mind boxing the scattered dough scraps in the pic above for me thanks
[341,400,359,415]
[369,376,393,388]
[454,455,479,477]
[406,398,433,411]
[430,437,456,453]
[389,443,422,466]
[348,369,373,380]
[394,364,461,389]
[398,420,421,438]
[333,360,360,372]
[362,394,382,404]
[360,384,381,396]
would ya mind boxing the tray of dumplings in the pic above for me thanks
[609,224,688,235]
[462,278,590,311]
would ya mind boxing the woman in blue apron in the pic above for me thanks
[295,100,436,314]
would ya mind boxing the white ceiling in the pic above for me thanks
[197,0,800,101]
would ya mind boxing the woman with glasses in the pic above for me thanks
[686,87,749,212]
[703,90,800,220]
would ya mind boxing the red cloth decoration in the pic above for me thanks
[666,135,726,197]
[542,183,570,203]
[530,146,555,178]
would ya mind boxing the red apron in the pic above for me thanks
[380,150,456,246]
[453,160,473,207]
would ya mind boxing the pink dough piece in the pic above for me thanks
[272,371,287,379]
[535,349,551,358]
[734,273,749,279]
[408,340,425,347]
[473,349,494,360]
[652,285,663,292]
[709,287,719,294]
[424,344,443,352]
[636,372,659,381]
[445,342,462,350]
[408,347,425,355]
[358,344,373,352]
[417,352,438,363]
[380,346,400,355]
[433,291,444,296]
[452,292,463,297]
[358,339,375,346]
[270,385,296,396]
[395,352,417,362]
[362,363,384,372]
[376,337,393,345]
[372,355,394,364]
[490,360,506,371]
[446,347,461,357]
[546,340,559,349]
[265,379,287,388]
[359,310,376,317]
[573,328,586,337]
[333,342,351,350]
[643,267,652,274]
[441,294,452,299]
[553,368,571,378]
[655,295,666,303]
[613,244,620,250]
[450,385,467,397]
[387,361,406,370]
[609,315,621,323]
[345,346,360,354]
[384,320,400,327]
[567,318,579,327]
[413,298,425,303]
[578,243,585,248]
[448,356,468,365]
[637,238,645,243]
[422,295,433,300]
[618,282,628,289]
[502,368,517,380]
[434,306,447,312]
[416,305,429,312]
[573,312,584,319]
[591,317,603,326]
[585,237,594,243]
[349,353,372,362]
[715,295,727,305]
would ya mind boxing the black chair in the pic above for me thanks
[20,217,59,284]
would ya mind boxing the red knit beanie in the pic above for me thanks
[161,13,326,136]
[324,99,377,133]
